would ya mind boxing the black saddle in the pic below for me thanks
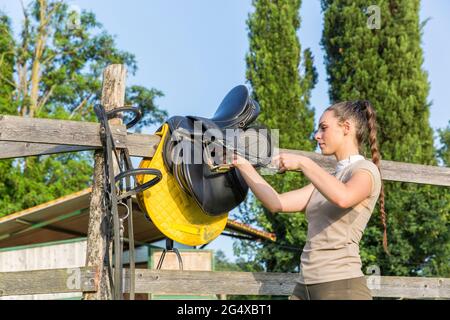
[162,85,270,216]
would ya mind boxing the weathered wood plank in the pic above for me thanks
[0,141,96,159]
[0,134,160,159]
[123,269,450,299]
[0,115,127,148]
[0,267,98,297]
[368,276,450,299]
[0,116,448,186]
[283,149,450,187]
[1,268,449,299]
[125,133,160,158]
[126,269,296,296]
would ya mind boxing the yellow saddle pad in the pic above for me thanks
[136,123,228,246]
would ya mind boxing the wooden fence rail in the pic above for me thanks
[0,115,160,159]
[1,115,449,187]
[1,268,449,299]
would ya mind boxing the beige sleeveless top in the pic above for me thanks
[297,159,382,284]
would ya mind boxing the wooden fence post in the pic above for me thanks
[83,64,127,300]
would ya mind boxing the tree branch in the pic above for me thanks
[36,84,55,113]
[70,94,93,119]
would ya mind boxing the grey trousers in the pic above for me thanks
[289,276,372,300]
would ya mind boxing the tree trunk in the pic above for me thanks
[29,0,49,117]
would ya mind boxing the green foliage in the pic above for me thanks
[437,121,450,166]
[0,1,166,217]
[321,0,449,277]
[214,250,243,272]
[125,85,167,133]
[0,12,16,115]
[0,12,22,217]
[236,0,317,272]
[0,154,94,218]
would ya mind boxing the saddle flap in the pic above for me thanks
[137,123,228,246]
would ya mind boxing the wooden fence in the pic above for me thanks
[0,267,449,299]
[0,64,449,299]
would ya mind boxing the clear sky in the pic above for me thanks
[1,0,449,262]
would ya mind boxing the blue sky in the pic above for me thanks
[1,0,449,262]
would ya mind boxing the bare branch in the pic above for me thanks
[69,94,93,119]
[19,0,27,20]
[41,51,57,65]
[0,52,19,89]
[36,84,55,113]
[29,0,49,117]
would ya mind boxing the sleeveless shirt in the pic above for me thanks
[297,156,382,284]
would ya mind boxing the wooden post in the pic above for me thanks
[83,64,127,300]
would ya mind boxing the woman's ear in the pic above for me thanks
[342,120,352,135]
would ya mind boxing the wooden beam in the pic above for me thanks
[0,133,160,159]
[369,276,450,299]
[0,141,96,159]
[122,269,450,299]
[126,132,160,158]
[0,132,159,161]
[1,268,449,299]
[0,267,98,297]
[0,210,85,242]
[0,117,448,186]
[84,64,127,300]
[13,217,87,238]
[282,149,450,187]
[0,115,127,147]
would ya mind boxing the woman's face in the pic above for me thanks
[314,110,349,155]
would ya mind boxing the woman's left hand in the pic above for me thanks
[272,153,305,173]
[231,153,250,168]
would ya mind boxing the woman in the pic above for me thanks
[232,100,389,300]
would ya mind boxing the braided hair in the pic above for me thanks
[326,100,390,256]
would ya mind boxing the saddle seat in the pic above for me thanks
[163,85,262,216]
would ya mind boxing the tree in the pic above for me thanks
[0,12,15,115]
[0,0,167,217]
[236,0,317,272]
[321,0,449,276]
[437,121,450,166]
[0,12,19,216]
[214,250,243,272]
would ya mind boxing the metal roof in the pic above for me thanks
[0,188,276,248]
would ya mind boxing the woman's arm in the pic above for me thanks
[278,183,315,213]
[292,155,372,209]
[234,160,315,214]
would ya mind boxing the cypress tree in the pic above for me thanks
[437,121,450,166]
[322,0,449,276]
[237,0,317,272]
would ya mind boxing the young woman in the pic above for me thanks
[232,100,389,300]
